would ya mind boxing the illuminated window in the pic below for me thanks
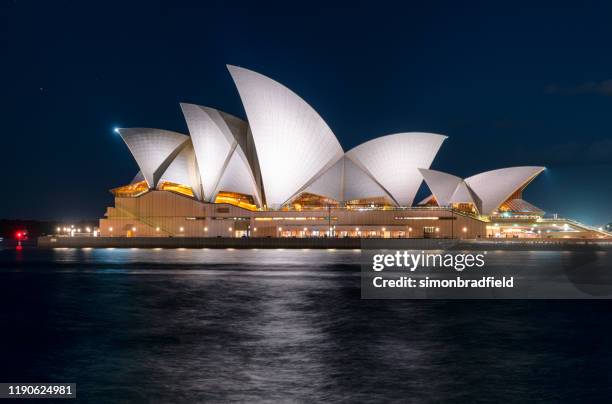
[110,181,149,197]
[254,216,337,221]
[395,216,439,220]
[285,192,339,210]
[422,196,439,207]
[158,181,195,198]
[345,197,394,209]
[214,191,257,211]
[452,202,477,214]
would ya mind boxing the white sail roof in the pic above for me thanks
[465,166,545,214]
[212,146,263,206]
[418,169,463,206]
[158,142,202,199]
[181,103,258,202]
[301,157,344,202]
[346,133,447,206]
[450,181,479,207]
[115,66,547,216]
[117,128,189,189]
[343,157,392,202]
[228,65,344,208]
[298,156,407,203]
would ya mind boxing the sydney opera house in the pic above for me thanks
[99,65,609,240]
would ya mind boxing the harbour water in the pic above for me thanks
[1,247,611,402]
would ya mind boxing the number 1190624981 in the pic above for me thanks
[1,383,76,398]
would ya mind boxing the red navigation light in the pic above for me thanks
[15,230,28,241]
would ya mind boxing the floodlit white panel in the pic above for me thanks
[418,169,463,206]
[117,128,189,188]
[228,65,344,208]
[465,166,545,214]
[300,158,344,201]
[450,181,479,207]
[181,103,252,201]
[346,133,447,206]
[159,142,202,200]
[343,158,392,201]
[212,146,263,207]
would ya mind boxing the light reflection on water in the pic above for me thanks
[43,247,364,267]
[0,248,611,401]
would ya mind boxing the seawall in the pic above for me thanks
[37,236,612,250]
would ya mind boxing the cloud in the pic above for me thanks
[546,80,612,96]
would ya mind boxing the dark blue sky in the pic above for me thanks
[2,0,612,224]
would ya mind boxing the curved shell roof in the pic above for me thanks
[228,65,344,208]
[298,156,395,203]
[117,128,189,189]
[346,133,447,206]
[301,157,344,202]
[180,103,259,202]
[465,166,545,214]
[419,168,479,210]
[343,157,392,202]
[418,169,463,207]
[450,181,479,208]
[213,146,263,206]
[115,66,545,213]
[158,142,202,199]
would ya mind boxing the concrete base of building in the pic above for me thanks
[38,236,612,250]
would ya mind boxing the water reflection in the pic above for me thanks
[0,249,611,401]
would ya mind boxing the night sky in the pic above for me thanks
[2,0,612,225]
